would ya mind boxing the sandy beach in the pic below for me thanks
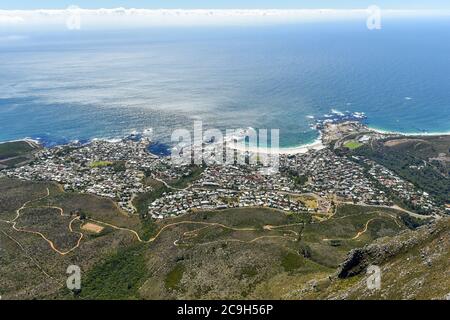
[368,126,450,137]
[226,138,325,155]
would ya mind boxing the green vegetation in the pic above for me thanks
[0,178,55,220]
[140,218,159,241]
[344,140,363,150]
[169,165,204,189]
[240,265,258,278]
[307,218,450,300]
[1,156,29,167]
[45,191,142,230]
[78,244,147,299]
[0,141,38,169]
[0,141,36,160]
[282,166,308,187]
[89,160,113,168]
[1,177,446,300]
[301,204,407,268]
[15,206,80,251]
[89,160,126,172]
[111,161,126,172]
[133,181,170,217]
[0,178,136,300]
[293,175,308,187]
[186,207,303,229]
[132,178,172,239]
[398,212,430,230]
[281,252,304,272]
[352,137,450,205]
[165,263,185,291]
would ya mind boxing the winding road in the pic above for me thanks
[89,217,303,246]
[322,212,401,242]
[3,187,302,256]
[1,185,421,257]
[3,188,84,256]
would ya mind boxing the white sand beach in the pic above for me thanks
[226,138,325,155]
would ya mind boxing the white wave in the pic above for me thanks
[368,126,450,136]
[1,137,41,145]
[91,137,123,143]
[331,109,345,116]
[353,112,366,118]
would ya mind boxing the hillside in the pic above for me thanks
[351,136,450,205]
[299,217,450,300]
[0,176,448,300]
[0,141,40,169]
[52,205,417,299]
[0,178,138,299]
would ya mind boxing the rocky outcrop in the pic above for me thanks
[337,218,446,278]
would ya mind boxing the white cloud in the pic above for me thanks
[0,8,449,29]
[0,14,24,24]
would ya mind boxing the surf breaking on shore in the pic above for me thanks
[229,110,366,155]
[2,110,449,157]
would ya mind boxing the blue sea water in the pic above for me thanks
[0,19,449,148]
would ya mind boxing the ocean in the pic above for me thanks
[1,19,449,148]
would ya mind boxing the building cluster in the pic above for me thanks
[1,139,159,213]
[146,161,308,219]
[1,134,445,219]
[362,157,443,215]
[283,149,390,205]
[192,165,295,192]
[148,187,307,219]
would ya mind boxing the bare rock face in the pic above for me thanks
[337,248,369,278]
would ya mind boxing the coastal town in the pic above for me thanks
[2,6,450,302]
[0,121,448,219]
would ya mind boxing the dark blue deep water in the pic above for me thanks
[1,19,449,147]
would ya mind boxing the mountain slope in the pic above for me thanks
[294,217,450,300]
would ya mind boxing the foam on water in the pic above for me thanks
[0,21,449,148]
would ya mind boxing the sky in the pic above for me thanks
[1,0,450,10]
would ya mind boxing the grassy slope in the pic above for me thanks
[80,206,411,300]
[0,178,136,299]
[301,204,407,268]
[1,178,445,300]
[76,244,148,300]
[302,217,450,300]
[0,141,36,160]
[344,140,363,150]
[168,165,204,189]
